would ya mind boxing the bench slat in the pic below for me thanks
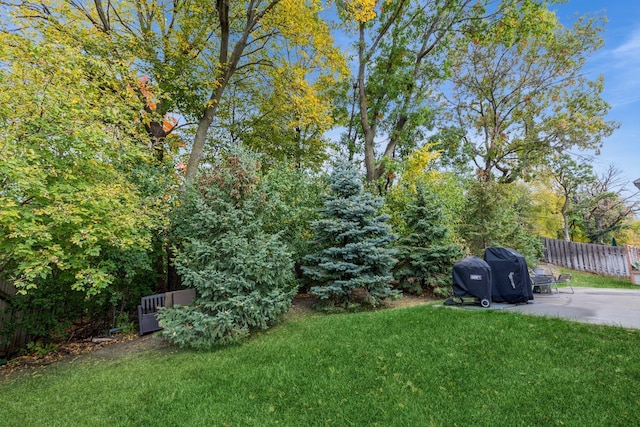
[138,293,166,335]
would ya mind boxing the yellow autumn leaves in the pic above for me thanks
[345,0,379,23]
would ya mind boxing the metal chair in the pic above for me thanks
[532,273,558,294]
[555,273,574,294]
[531,266,575,295]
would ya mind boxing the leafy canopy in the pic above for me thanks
[0,24,154,295]
[443,4,617,183]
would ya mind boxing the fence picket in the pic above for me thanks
[0,280,27,358]
[541,237,635,278]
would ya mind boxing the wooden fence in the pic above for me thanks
[0,279,27,358]
[541,237,638,278]
[627,245,640,268]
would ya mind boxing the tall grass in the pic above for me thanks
[2,305,639,426]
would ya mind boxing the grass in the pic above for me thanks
[558,268,639,289]
[2,305,640,426]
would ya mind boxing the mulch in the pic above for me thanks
[0,333,140,379]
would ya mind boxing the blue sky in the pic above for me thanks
[554,1,640,185]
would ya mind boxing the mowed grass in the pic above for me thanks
[2,305,640,426]
[561,268,639,289]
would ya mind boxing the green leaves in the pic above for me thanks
[457,181,543,266]
[0,26,154,295]
[445,0,617,183]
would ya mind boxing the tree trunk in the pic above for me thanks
[358,24,377,183]
[185,103,220,182]
[562,212,570,241]
[166,246,180,291]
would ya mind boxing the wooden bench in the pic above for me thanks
[137,293,166,335]
[165,288,196,308]
[137,289,196,335]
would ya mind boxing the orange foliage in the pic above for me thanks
[163,116,178,132]
[138,75,156,111]
[138,75,179,133]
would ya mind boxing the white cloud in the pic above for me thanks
[585,26,640,107]
[612,27,640,58]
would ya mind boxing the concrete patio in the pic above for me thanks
[447,287,640,329]
[507,287,640,329]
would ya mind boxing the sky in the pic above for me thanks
[554,1,640,186]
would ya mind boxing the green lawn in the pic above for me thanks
[558,268,639,289]
[2,304,639,426]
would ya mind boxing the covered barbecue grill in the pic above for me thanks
[483,247,534,303]
[451,256,492,307]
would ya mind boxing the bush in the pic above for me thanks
[261,164,327,292]
[158,149,296,349]
[0,245,155,352]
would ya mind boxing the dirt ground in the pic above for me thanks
[0,293,434,380]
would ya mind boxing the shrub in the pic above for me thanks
[0,245,155,353]
[261,164,327,291]
[158,149,296,349]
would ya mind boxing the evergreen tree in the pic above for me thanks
[158,149,296,349]
[393,185,464,296]
[303,160,398,307]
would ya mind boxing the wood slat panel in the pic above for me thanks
[541,237,632,278]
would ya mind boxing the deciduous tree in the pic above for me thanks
[0,27,154,295]
[443,8,618,183]
[570,166,640,244]
[337,0,558,185]
[340,0,479,184]
[4,0,346,294]
[211,66,337,171]
[550,154,595,241]
[6,0,345,180]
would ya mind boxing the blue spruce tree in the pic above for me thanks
[303,160,399,307]
[157,149,296,348]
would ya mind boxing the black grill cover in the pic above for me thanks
[483,247,533,303]
[452,256,492,302]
